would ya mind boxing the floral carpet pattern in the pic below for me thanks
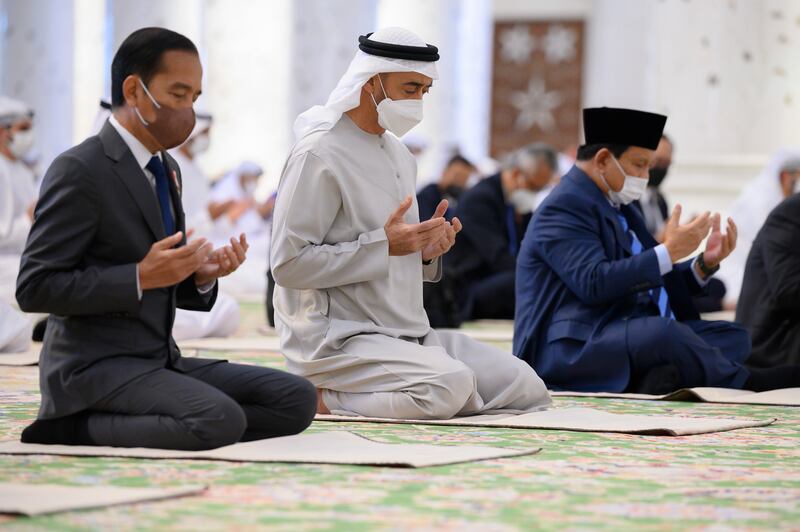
[0,305,797,530]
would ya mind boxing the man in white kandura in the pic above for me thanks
[0,96,37,305]
[270,27,551,419]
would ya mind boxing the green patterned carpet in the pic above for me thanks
[1,304,798,530]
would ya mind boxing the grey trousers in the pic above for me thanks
[86,362,317,450]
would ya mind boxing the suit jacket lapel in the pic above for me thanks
[565,167,633,256]
[99,122,165,240]
[607,209,633,256]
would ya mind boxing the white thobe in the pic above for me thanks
[0,156,36,304]
[165,150,241,338]
[271,115,551,419]
[206,168,270,299]
[0,302,30,353]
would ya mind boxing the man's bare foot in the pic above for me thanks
[316,388,330,414]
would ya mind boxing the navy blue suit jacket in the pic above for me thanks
[513,166,703,391]
[417,183,444,223]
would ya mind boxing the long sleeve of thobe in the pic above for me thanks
[423,257,442,282]
[271,151,390,290]
[0,166,31,255]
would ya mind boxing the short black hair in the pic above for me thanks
[575,143,630,161]
[111,27,198,108]
[445,154,474,169]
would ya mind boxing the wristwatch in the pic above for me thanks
[696,252,720,277]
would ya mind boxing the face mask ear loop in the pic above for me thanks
[377,74,389,101]
[138,78,162,109]
[134,78,161,127]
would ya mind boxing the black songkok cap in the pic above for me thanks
[582,107,667,150]
[358,33,439,62]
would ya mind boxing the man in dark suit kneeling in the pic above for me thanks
[16,27,316,450]
[514,107,800,394]
[737,190,800,368]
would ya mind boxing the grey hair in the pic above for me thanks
[779,158,800,174]
[501,143,558,173]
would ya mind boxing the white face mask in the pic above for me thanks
[243,179,257,196]
[601,156,649,206]
[371,74,424,137]
[509,188,541,215]
[188,133,210,157]
[8,128,34,159]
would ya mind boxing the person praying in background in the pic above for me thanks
[0,96,37,305]
[717,148,800,309]
[445,143,557,321]
[416,154,476,222]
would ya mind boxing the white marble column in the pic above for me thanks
[110,0,204,50]
[1,0,81,171]
[72,0,106,143]
[454,0,494,171]
[289,0,379,127]
[198,0,294,192]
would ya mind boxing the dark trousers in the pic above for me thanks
[85,362,317,450]
[626,318,751,392]
[469,270,516,320]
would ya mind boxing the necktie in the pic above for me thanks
[146,156,175,236]
[617,212,674,319]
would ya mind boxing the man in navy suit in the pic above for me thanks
[514,107,800,393]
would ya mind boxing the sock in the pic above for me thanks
[743,365,800,392]
[628,364,682,395]
[20,413,93,445]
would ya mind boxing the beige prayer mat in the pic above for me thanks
[315,407,775,436]
[0,483,206,516]
[440,328,514,342]
[470,319,515,327]
[700,310,736,322]
[0,431,540,468]
[178,336,282,352]
[551,387,800,407]
[0,342,40,366]
[257,325,278,336]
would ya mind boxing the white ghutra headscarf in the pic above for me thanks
[293,27,439,141]
[718,147,800,304]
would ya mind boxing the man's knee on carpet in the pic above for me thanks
[321,362,477,420]
[256,375,317,437]
[173,395,248,450]
[628,319,708,389]
[389,365,477,420]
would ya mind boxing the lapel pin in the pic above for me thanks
[171,170,181,195]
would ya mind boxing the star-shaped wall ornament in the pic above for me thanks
[510,78,562,132]
[500,25,536,64]
[543,25,577,64]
